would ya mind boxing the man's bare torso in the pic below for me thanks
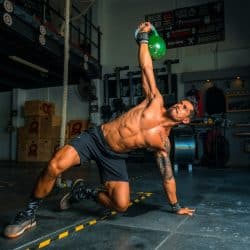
[102,96,172,153]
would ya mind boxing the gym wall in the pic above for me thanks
[0,0,249,164]
[96,0,250,72]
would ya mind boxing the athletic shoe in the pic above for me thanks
[59,179,98,210]
[59,178,84,210]
[3,211,36,238]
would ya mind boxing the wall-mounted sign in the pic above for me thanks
[145,1,224,49]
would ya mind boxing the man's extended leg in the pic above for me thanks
[33,145,80,198]
[4,145,80,238]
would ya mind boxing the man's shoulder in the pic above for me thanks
[147,93,164,106]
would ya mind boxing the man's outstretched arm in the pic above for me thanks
[155,139,195,216]
[137,22,161,100]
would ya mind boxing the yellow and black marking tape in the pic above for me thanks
[25,192,153,250]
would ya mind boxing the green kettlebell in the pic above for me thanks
[148,25,167,60]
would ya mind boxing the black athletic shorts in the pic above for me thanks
[68,126,129,183]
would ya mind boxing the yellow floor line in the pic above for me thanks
[26,191,153,250]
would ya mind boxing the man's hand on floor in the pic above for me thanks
[176,207,195,216]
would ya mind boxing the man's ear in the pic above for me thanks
[182,117,190,124]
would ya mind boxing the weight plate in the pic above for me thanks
[3,13,12,26]
[3,0,13,13]
[39,34,46,46]
[39,25,46,35]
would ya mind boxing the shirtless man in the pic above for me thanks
[4,22,195,239]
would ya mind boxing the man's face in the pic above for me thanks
[167,100,194,124]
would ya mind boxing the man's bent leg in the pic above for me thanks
[60,180,130,213]
[98,181,130,212]
[4,145,80,238]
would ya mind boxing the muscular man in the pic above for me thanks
[4,22,195,239]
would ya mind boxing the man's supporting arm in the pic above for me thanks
[155,150,178,206]
[155,138,195,216]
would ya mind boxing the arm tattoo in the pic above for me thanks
[155,136,174,181]
[163,137,171,155]
[156,152,174,181]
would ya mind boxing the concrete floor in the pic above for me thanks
[0,160,250,250]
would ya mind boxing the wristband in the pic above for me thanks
[171,202,182,213]
[136,32,149,44]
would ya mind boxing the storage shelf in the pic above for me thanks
[226,93,250,97]
[226,92,250,112]
[235,123,250,127]
[227,109,250,113]
[234,132,250,136]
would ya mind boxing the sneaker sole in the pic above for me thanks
[5,221,37,238]
[59,179,85,211]
[59,192,71,210]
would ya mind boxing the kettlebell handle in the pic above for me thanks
[150,24,158,36]
[134,23,158,40]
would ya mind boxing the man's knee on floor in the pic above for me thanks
[113,198,130,212]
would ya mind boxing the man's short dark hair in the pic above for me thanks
[183,97,197,120]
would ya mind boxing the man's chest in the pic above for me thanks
[143,126,170,150]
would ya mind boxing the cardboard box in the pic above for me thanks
[18,139,52,162]
[38,139,53,161]
[41,115,61,127]
[40,116,61,139]
[17,142,26,162]
[51,137,70,155]
[24,116,61,139]
[24,100,55,117]
[41,126,70,140]
[51,138,60,156]
[68,119,89,139]
[51,126,61,139]
[25,116,42,139]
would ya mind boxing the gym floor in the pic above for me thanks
[0,161,250,250]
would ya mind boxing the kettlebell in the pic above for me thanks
[148,25,167,60]
[135,24,167,60]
